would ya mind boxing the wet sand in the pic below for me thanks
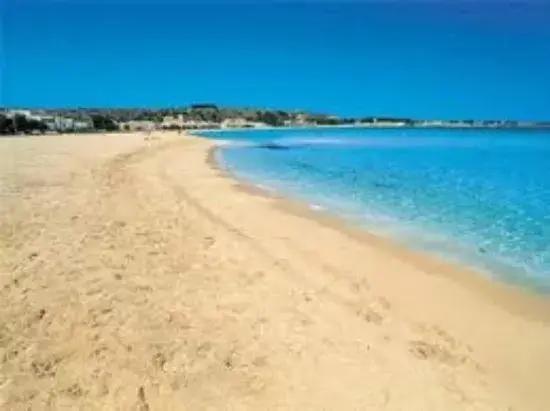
[1,131,549,410]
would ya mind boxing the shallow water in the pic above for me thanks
[198,127,550,293]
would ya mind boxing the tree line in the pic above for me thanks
[0,114,48,135]
[2,107,539,136]
[31,106,331,126]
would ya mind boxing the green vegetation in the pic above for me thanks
[90,114,118,131]
[257,111,284,126]
[0,114,48,135]
[0,115,14,134]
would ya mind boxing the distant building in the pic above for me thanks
[4,110,93,131]
[284,113,311,127]
[44,117,92,131]
[73,120,93,130]
[372,121,407,127]
[295,114,308,125]
[120,120,156,131]
[250,122,269,128]
[220,117,268,129]
[5,110,33,119]
[179,120,219,129]
[221,117,248,129]
[161,114,184,129]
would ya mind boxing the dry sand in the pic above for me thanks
[1,131,549,410]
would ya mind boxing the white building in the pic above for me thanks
[73,120,93,130]
[221,117,249,129]
[120,120,156,131]
[221,117,269,129]
[5,110,33,119]
[4,110,92,131]
[42,116,92,131]
[161,114,184,129]
[181,120,219,129]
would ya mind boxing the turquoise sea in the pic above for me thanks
[198,128,550,293]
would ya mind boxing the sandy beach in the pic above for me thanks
[1,131,549,410]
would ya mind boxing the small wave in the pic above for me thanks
[274,137,359,146]
[237,136,539,150]
[216,140,258,148]
[309,203,326,211]
[220,136,473,150]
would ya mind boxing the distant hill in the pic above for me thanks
[1,105,548,135]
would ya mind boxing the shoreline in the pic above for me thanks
[192,123,550,134]
[185,132,550,409]
[204,137,550,323]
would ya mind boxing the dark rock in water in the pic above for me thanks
[479,247,487,254]
[373,181,396,189]
[258,143,292,150]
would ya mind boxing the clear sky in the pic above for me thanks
[2,0,550,120]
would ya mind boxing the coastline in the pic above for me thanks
[187,133,550,408]
[207,142,550,320]
[192,123,550,135]
[2,131,550,410]
[194,134,550,409]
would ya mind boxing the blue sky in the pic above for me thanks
[2,1,550,120]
